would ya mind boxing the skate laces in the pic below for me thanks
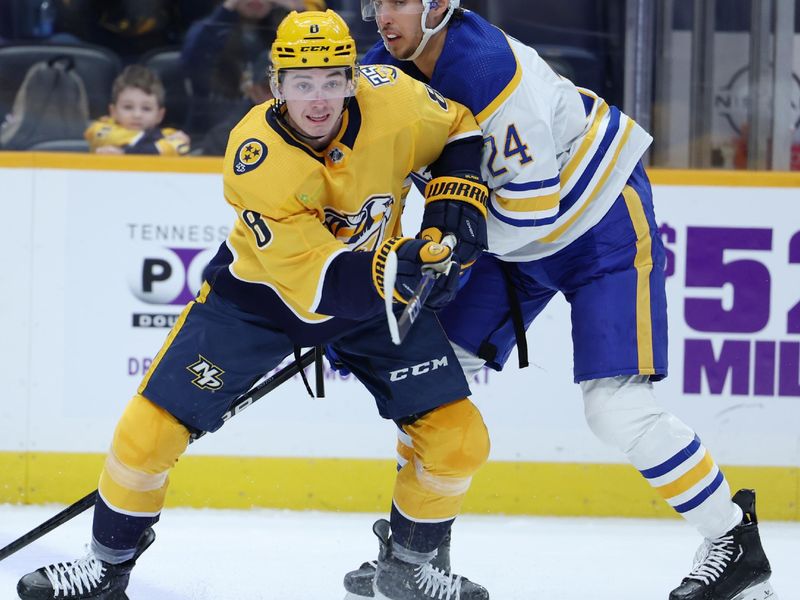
[43,550,106,595]
[414,562,462,599]
[686,535,738,585]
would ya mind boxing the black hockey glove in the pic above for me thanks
[372,237,461,310]
[419,175,489,268]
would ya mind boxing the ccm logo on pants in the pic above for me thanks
[389,356,448,382]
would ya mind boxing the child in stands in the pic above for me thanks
[85,65,190,155]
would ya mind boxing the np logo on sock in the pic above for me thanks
[234,138,267,175]
[187,356,225,390]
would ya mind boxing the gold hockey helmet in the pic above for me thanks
[271,10,357,73]
[270,10,359,101]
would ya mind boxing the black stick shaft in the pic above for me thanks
[0,349,316,562]
[0,492,97,562]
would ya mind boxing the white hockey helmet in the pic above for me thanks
[360,0,461,61]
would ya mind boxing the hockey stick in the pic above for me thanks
[0,349,316,563]
[386,235,456,345]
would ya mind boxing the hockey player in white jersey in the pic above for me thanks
[340,2,778,599]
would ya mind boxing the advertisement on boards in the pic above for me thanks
[1,166,797,468]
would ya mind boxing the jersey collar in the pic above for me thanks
[266,99,363,165]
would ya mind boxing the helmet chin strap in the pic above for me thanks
[396,0,457,62]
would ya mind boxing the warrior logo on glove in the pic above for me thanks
[420,175,489,268]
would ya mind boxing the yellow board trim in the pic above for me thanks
[648,168,800,188]
[622,184,655,374]
[0,152,223,174]
[1,154,799,189]
[1,452,797,521]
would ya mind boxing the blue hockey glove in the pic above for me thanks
[323,345,351,376]
[420,175,489,268]
[372,237,461,310]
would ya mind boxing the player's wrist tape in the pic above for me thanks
[373,237,408,304]
[424,176,489,217]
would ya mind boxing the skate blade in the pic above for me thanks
[732,580,777,600]
[343,593,374,600]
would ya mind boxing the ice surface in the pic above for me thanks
[1,505,798,599]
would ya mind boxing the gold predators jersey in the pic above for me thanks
[84,117,190,155]
[203,65,482,345]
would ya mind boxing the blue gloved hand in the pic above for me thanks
[324,345,351,376]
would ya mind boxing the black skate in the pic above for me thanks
[17,528,155,600]
[369,519,488,600]
[343,528,451,599]
[669,489,777,600]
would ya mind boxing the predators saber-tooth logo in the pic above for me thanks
[187,356,225,390]
[324,194,394,251]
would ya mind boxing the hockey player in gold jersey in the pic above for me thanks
[17,10,491,600]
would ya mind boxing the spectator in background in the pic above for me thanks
[0,56,89,150]
[85,64,190,155]
[181,0,289,134]
[0,0,11,41]
[53,0,178,60]
[198,49,273,156]
[2,0,82,45]
[273,0,327,9]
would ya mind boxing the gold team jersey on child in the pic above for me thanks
[84,116,190,155]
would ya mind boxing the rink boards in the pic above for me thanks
[0,153,798,520]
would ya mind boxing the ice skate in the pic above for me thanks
[368,519,487,600]
[669,489,777,600]
[344,529,451,599]
[17,528,155,600]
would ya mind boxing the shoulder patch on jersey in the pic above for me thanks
[360,65,398,88]
[234,138,268,175]
[424,84,448,111]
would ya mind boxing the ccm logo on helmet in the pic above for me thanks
[389,356,448,382]
[301,46,331,52]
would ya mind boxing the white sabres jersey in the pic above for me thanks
[363,10,653,261]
